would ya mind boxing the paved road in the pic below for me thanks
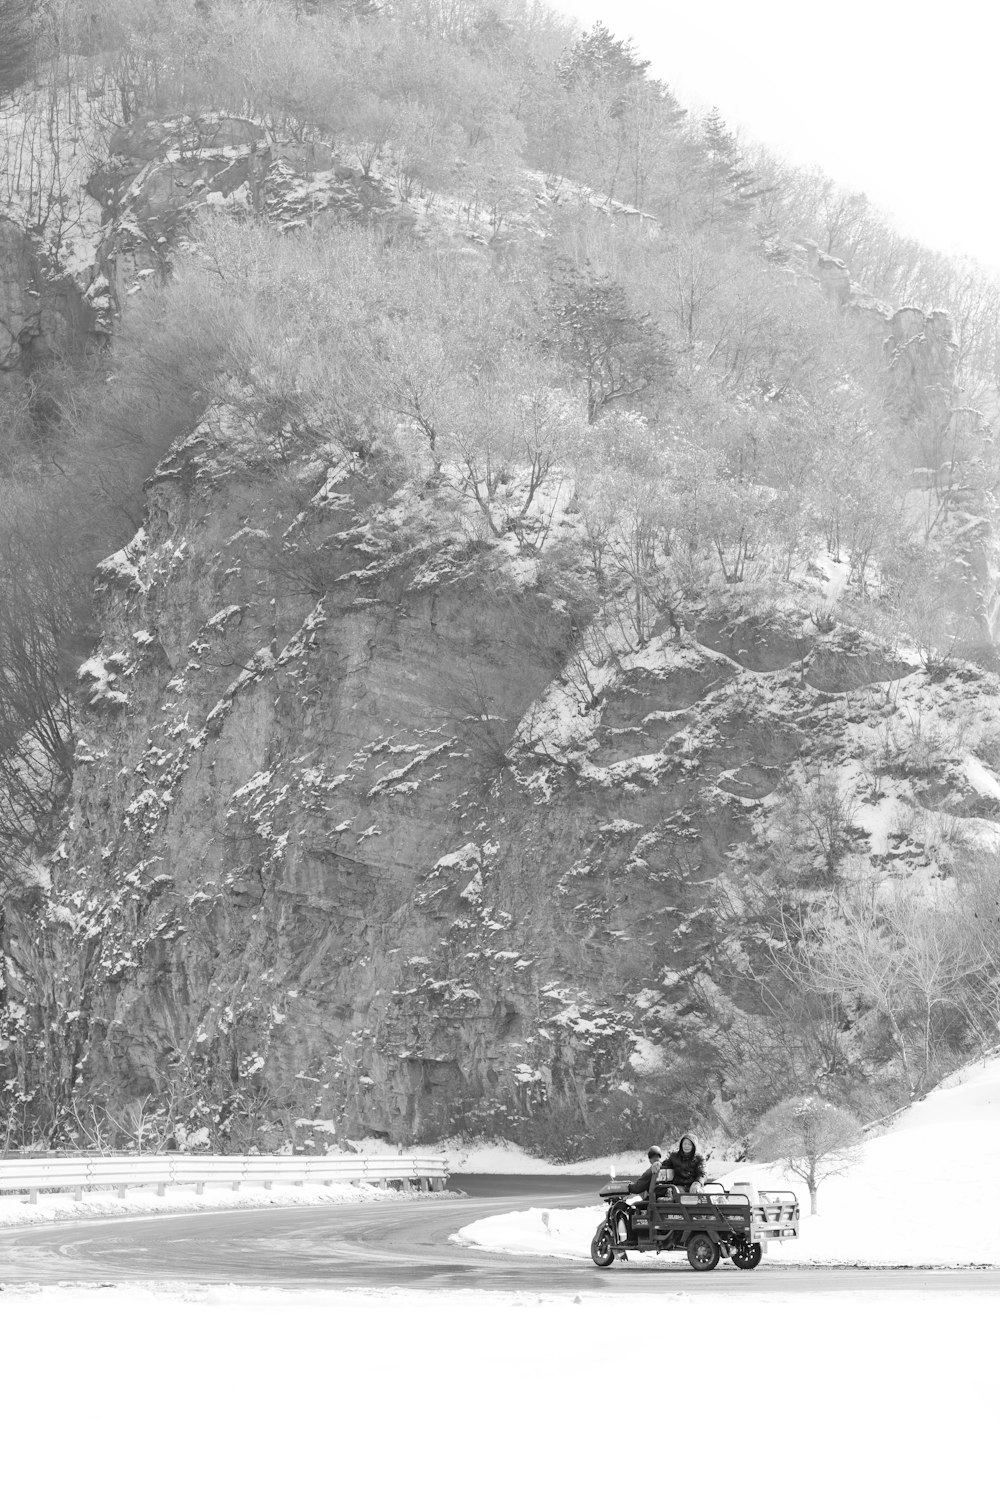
[2,1175,999,1293]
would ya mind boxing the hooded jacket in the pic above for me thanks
[666,1135,705,1191]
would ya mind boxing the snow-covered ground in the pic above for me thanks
[0,1280,995,1498]
[455,1055,1000,1266]
[3,1064,999,1499]
[3,1068,1000,1496]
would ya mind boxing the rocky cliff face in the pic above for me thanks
[0,214,97,373]
[4,107,1000,1153]
[3,419,585,1144]
[7,405,1000,1149]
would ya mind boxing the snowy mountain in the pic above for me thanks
[3,2,1000,1159]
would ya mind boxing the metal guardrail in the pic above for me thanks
[0,1153,450,1204]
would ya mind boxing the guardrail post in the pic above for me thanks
[196,1181,204,1195]
[73,1186,83,1202]
[29,1188,38,1205]
[157,1183,166,1197]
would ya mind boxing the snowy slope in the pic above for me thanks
[455,1054,1000,1266]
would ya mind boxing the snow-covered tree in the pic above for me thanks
[751,1096,862,1213]
[557,21,649,97]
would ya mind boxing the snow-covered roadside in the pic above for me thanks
[0,1178,401,1229]
[0,1280,994,1499]
[0,1138,641,1230]
[364,1133,731,1178]
[412,1136,650,1175]
[455,1056,1000,1267]
[0,1135,633,1230]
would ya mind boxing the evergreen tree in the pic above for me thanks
[557,21,649,96]
[699,106,768,225]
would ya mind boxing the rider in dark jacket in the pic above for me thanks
[627,1147,663,1196]
[666,1135,706,1193]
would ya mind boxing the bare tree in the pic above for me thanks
[770,769,862,885]
[445,358,581,547]
[549,261,670,423]
[751,1095,862,1213]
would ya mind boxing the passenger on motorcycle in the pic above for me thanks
[627,1146,664,1197]
[666,1134,706,1194]
[610,1147,667,1246]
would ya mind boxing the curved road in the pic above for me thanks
[1,1175,997,1293]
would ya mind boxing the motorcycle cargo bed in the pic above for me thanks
[623,1189,799,1245]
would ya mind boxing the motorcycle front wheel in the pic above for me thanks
[590,1223,616,1268]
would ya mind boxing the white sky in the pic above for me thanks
[555,0,1000,271]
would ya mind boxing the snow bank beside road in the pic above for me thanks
[457,1055,1000,1266]
[0,1178,396,1229]
[454,1204,610,1259]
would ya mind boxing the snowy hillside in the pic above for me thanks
[454,1053,1000,1265]
[5,1,1000,1163]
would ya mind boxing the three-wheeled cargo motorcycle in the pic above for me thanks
[591,1174,799,1271]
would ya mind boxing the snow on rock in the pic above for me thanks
[963,754,1000,802]
[95,529,148,591]
[628,1037,666,1076]
[814,553,851,603]
[435,843,482,872]
[76,655,130,710]
[205,605,245,631]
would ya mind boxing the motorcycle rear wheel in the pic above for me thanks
[730,1238,763,1270]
